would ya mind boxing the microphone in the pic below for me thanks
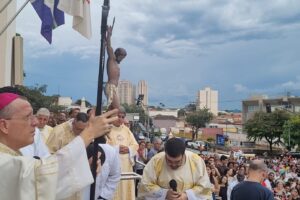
[169,179,177,192]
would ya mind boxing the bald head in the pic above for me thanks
[0,98,36,150]
[249,159,267,172]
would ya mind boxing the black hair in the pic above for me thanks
[87,108,93,114]
[75,112,89,123]
[164,138,185,158]
[220,155,228,161]
[219,175,229,186]
[237,174,245,182]
[69,108,80,116]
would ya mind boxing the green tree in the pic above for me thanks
[178,109,186,118]
[186,108,213,140]
[16,84,64,113]
[245,110,290,153]
[283,114,300,150]
[185,103,197,112]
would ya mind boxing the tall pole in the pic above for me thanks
[90,1,110,199]
[288,122,291,150]
[147,106,150,139]
[225,120,227,137]
[0,0,30,36]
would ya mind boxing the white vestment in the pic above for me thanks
[0,136,93,200]
[138,151,212,200]
[83,144,121,200]
[39,124,54,143]
[20,128,50,158]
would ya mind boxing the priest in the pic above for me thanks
[138,138,212,200]
[0,92,118,200]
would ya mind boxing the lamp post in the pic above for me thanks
[225,119,228,137]
[288,121,291,151]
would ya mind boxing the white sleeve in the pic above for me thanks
[138,157,168,200]
[35,130,50,158]
[186,189,212,200]
[20,129,50,158]
[227,182,234,200]
[55,136,94,199]
[99,147,121,199]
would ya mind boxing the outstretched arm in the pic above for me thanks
[106,25,114,58]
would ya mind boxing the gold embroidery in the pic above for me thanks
[0,143,21,156]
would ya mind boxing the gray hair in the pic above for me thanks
[36,108,50,117]
[0,104,14,119]
[119,106,126,115]
[152,137,162,143]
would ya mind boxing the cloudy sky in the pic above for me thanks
[16,0,300,110]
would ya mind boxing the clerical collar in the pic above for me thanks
[0,142,22,156]
[112,124,123,129]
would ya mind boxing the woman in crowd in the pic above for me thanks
[207,166,219,200]
[218,176,228,200]
[134,141,148,196]
[289,188,300,200]
[225,168,235,184]
[274,180,287,200]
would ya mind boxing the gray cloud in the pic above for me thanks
[17,0,300,109]
[109,0,300,58]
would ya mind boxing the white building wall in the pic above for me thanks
[197,87,218,116]
[138,80,148,106]
[58,97,73,106]
[118,80,134,105]
[149,110,178,118]
[0,0,17,87]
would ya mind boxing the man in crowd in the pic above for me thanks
[57,112,67,124]
[0,92,118,199]
[264,171,276,191]
[36,107,53,143]
[231,159,274,200]
[138,137,212,200]
[69,107,80,119]
[106,107,138,200]
[0,87,50,158]
[47,112,89,154]
[217,155,229,176]
[147,137,162,161]
[47,112,100,200]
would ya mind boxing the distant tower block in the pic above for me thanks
[138,80,148,106]
[197,87,218,116]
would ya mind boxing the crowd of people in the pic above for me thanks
[2,87,300,200]
[197,152,300,200]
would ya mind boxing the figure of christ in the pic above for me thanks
[105,25,127,110]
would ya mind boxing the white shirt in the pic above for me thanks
[227,179,239,200]
[264,179,273,191]
[83,144,121,200]
[20,128,50,158]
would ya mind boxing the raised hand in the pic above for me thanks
[81,109,118,146]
